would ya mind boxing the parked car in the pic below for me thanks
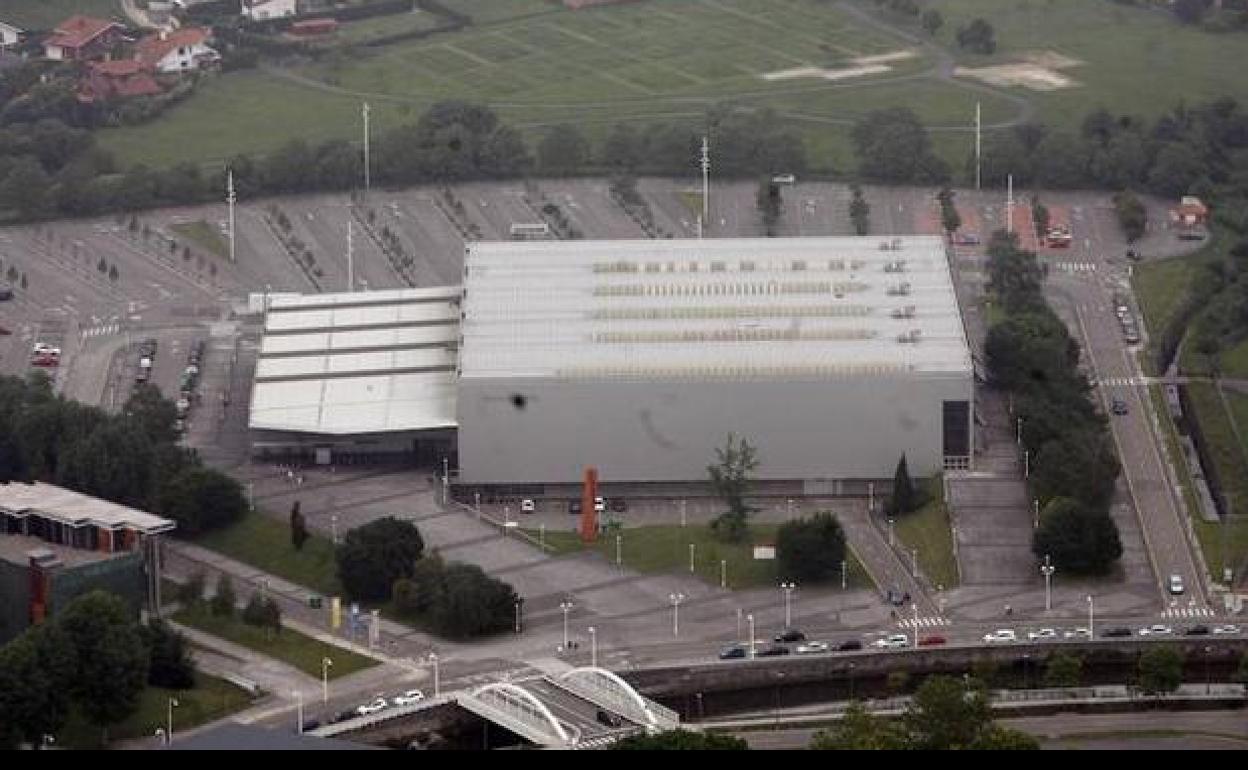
[983,629,1017,644]
[393,689,425,706]
[1101,627,1133,638]
[596,709,624,728]
[0,285,12,301]
[796,641,829,654]
[837,639,864,651]
[1212,624,1241,635]
[1184,625,1211,636]
[1138,624,1173,637]
[1111,399,1129,416]
[886,588,911,606]
[872,634,908,650]
[756,644,791,657]
[1027,628,1058,642]
[1168,574,1184,595]
[774,629,806,643]
[771,173,796,185]
[520,498,536,513]
[1063,627,1091,640]
[356,697,389,716]
[918,635,947,647]
[718,645,747,660]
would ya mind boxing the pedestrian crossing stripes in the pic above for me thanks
[1163,606,1215,619]
[80,323,119,339]
[898,616,950,629]
[1053,262,1097,273]
[1098,377,1139,387]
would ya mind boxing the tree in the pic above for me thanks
[810,702,907,749]
[777,512,847,582]
[904,675,994,750]
[0,624,76,747]
[536,124,589,174]
[393,551,447,618]
[600,124,642,170]
[937,187,961,234]
[335,517,425,601]
[1148,142,1207,198]
[144,620,196,689]
[1031,196,1050,238]
[1237,651,1248,684]
[178,571,206,607]
[969,725,1041,750]
[708,433,759,543]
[886,670,911,695]
[956,18,997,55]
[852,108,947,183]
[426,562,518,639]
[242,593,282,635]
[886,454,921,515]
[1138,646,1184,695]
[614,728,748,750]
[849,184,870,235]
[108,264,118,283]
[157,467,247,534]
[290,500,309,551]
[1043,651,1083,688]
[1033,497,1122,574]
[757,178,781,236]
[123,382,179,445]
[1113,190,1148,242]
[56,591,149,738]
[211,574,236,617]
[1174,0,1209,24]
[0,156,52,220]
[921,9,944,37]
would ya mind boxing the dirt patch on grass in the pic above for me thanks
[760,49,914,82]
[955,50,1083,91]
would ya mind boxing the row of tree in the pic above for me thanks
[0,591,194,748]
[982,233,1124,574]
[0,374,247,535]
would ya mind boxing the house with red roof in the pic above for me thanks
[43,15,126,62]
[135,27,218,74]
[78,59,163,103]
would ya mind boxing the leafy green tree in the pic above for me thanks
[937,187,961,234]
[1033,497,1122,574]
[123,383,178,446]
[56,591,149,739]
[849,184,870,235]
[336,517,425,602]
[985,312,1078,390]
[178,572,206,607]
[614,728,748,750]
[1138,647,1184,695]
[242,593,282,635]
[886,454,921,515]
[600,124,642,170]
[0,624,76,747]
[777,512,847,583]
[157,467,247,534]
[956,18,997,54]
[810,702,907,749]
[1113,190,1148,242]
[290,500,309,551]
[969,725,1040,750]
[708,433,759,543]
[886,670,911,695]
[211,574,236,618]
[1043,651,1083,688]
[921,9,943,36]
[426,562,518,639]
[852,107,948,183]
[1031,196,1050,237]
[0,156,52,220]
[1033,132,1090,188]
[1237,651,1248,684]
[757,178,781,236]
[537,124,590,174]
[1148,143,1207,198]
[393,551,447,618]
[904,675,993,750]
[144,620,196,689]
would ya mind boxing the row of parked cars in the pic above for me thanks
[984,623,1240,643]
[1114,293,1141,345]
[338,689,426,722]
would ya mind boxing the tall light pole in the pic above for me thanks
[720,559,727,589]
[514,597,523,634]
[1033,499,1040,529]
[688,543,696,573]
[1040,555,1055,612]
[887,517,895,547]
[669,592,685,637]
[615,534,622,566]
[362,101,371,194]
[294,690,304,734]
[780,582,796,629]
[1006,173,1014,235]
[1086,595,1094,638]
[428,652,440,698]
[736,607,743,643]
[747,613,756,658]
[911,603,919,647]
[559,600,574,650]
[1016,416,1023,445]
[786,498,794,519]
[1023,449,1030,479]
[346,218,354,293]
[588,626,597,668]
[975,101,982,191]
[330,513,338,545]
[680,499,687,528]
[700,135,710,222]
[841,559,847,590]
[868,482,875,514]
[226,169,236,264]
[167,697,179,745]
[321,657,333,706]
[910,548,919,578]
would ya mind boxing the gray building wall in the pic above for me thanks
[457,372,972,485]
[0,553,145,645]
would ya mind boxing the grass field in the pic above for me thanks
[892,481,960,589]
[1184,383,1248,520]
[1218,338,1248,380]
[58,674,253,749]
[2,0,123,30]
[174,604,376,680]
[192,511,341,598]
[170,220,229,259]
[533,522,873,591]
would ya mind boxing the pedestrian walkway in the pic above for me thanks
[1162,606,1216,619]
[838,508,938,616]
[1053,261,1097,273]
[897,616,951,630]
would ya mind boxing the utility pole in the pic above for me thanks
[700,135,710,222]
[975,102,982,191]
[362,102,371,194]
[346,218,354,292]
[1006,174,1014,235]
[226,169,236,263]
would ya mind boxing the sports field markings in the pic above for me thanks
[699,0,861,58]
[542,21,707,88]
[439,42,494,68]
[595,69,657,96]
[489,29,545,56]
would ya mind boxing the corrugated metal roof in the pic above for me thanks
[460,237,972,379]
[0,482,175,533]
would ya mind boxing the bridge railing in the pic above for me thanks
[553,672,679,730]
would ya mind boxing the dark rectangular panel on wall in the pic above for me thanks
[943,400,970,457]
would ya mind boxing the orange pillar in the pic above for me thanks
[579,467,598,543]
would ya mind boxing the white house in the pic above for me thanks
[241,0,299,21]
[135,27,219,74]
[0,21,22,49]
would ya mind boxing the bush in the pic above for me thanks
[776,512,847,583]
[211,574,235,618]
[427,562,517,639]
[144,620,196,689]
[241,593,282,633]
[177,572,206,607]
[335,517,425,602]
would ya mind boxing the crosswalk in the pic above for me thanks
[1162,606,1216,619]
[81,323,119,339]
[897,616,951,629]
[1098,377,1138,387]
[1053,261,1097,273]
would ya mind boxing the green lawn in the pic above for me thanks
[891,480,960,589]
[1219,338,1248,380]
[1184,383,1248,523]
[170,220,229,259]
[174,604,376,680]
[57,673,253,749]
[1132,236,1223,375]
[2,0,123,29]
[532,522,873,591]
[191,511,341,598]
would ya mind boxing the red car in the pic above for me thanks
[918,635,947,647]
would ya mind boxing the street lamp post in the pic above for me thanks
[559,600,574,650]
[1033,499,1040,529]
[680,499,687,528]
[910,548,918,578]
[1016,416,1023,445]
[689,543,696,574]
[167,698,179,745]
[780,582,796,628]
[868,482,875,514]
[736,607,743,643]
[1023,449,1030,479]
[669,593,685,637]
[1205,646,1213,695]
[294,690,304,734]
[911,603,919,647]
[841,559,847,590]
[786,498,793,519]
[887,517,895,547]
[1086,595,1095,638]
[615,534,622,566]
[321,657,333,706]
[1041,555,1056,612]
[747,613,756,658]
[330,513,339,545]
[720,559,727,589]
[514,597,523,634]
[588,626,598,668]
[428,652,440,698]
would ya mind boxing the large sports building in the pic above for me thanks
[249,236,974,492]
